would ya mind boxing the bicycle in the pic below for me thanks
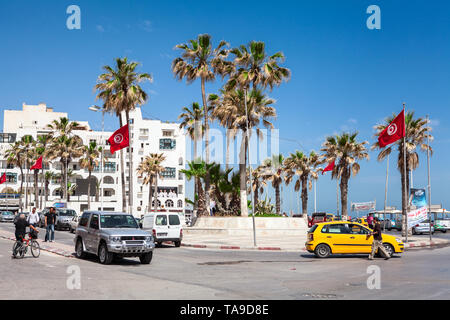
[12,231,40,259]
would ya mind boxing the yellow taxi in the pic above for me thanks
[357,217,369,227]
[305,221,404,258]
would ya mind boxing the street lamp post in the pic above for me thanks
[89,105,104,211]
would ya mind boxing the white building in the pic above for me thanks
[0,103,185,217]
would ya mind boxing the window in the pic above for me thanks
[178,171,183,180]
[165,199,174,208]
[155,215,167,226]
[6,173,17,183]
[140,129,149,135]
[159,138,176,150]
[177,200,183,208]
[89,214,99,229]
[79,213,90,227]
[129,119,134,124]
[179,157,183,166]
[160,167,176,179]
[89,139,96,144]
[321,224,350,234]
[348,224,370,235]
[169,214,180,225]
[162,130,173,137]
[152,200,161,208]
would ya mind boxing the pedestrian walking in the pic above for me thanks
[44,207,57,242]
[367,212,374,229]
[367,217,390,260]
[27,207,40,239]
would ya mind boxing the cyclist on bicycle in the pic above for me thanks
[14,213,38,243]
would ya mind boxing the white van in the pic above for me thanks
[142,212,183,247]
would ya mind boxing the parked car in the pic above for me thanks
[434,219,449,233]
[69,215,80,233]
[55,209,77,231]
[74,211,154,264]
[142,212,183,247]
[0,211,15,222]
[412,220,434,235]
[305,221,404,258]
[308,212,335,228]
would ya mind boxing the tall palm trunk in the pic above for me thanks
[400,144,411,237]
[19,166,24,211]
[45,179,49,202]
[239,133,249,216]
[193,137,199,213]
[87,170,92,210]
[201,77,211,216]
[25,165,29,209]
[125,111,133,212]
[253,182,259,210]
[225,129,231,171]
[148,175,153,213]
[154,175,158,212]
[275,184,281,214]
[39,171,44,210]
[301,175,308,215]
[119,115,127,211]
[34,170,39,208]
[340,169,350,218]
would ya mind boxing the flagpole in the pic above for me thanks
[383,154,389,231]
[314,179,317,213]
[403,103,408,243]
[426,115,432,242]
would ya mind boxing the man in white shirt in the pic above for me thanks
[27,207,40,227]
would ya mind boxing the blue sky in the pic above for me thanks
[1,0,449,214]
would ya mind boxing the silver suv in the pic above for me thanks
[74,211,155,264]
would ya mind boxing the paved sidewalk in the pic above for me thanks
[0,229,75,258]
[182,232,450,252]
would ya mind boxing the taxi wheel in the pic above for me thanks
[383,243,394,258]
[314,244,331,258]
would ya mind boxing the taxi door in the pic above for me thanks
[347,223,373,253]
[321,224,352,253]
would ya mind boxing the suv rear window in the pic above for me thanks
[79,212,91,227]
[169,214,180,225]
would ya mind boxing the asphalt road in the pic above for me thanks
[0,222,449,299]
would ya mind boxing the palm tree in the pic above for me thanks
[79,141,101,210]
[178,102,205,211]
[180,161,209,215]
[284,151,320,215]
[46,118,84,201]
[43,171,54,203]
[321,132,369,218]
[4,141,25,210]
[20,135,34,210]
[95,57,152,212]
[36,134,52,209]
[260,154,285,215]
[249,165,268,209]
[224,41,290,217]
[172,34,232,215]
[212,88,276,216]
[226,41,291,91]
[372,111,432,235]
[136,153,166,213]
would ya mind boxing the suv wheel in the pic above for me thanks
[314,244,331,258]
[139,252,153,264]
[98,242,113,265]
[75,239,86,259]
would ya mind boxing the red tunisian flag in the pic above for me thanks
[378,110,406,148]
[30,156,43,170]
[0,173,6,184]
[322,160,335,175]
[108,124,129,154]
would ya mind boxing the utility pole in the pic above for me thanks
[426,115,432,241]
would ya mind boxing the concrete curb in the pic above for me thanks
[182,239,450,252]
[0,235,75,258]
[404,239,450,249]
[181,242,297,252]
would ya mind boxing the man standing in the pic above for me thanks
[367,212,374,229]
[368,217,390,260]
[44,207,57,242]
[27,207,40,228]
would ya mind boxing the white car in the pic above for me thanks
[142,212,183,247]
[69,215,80,233]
